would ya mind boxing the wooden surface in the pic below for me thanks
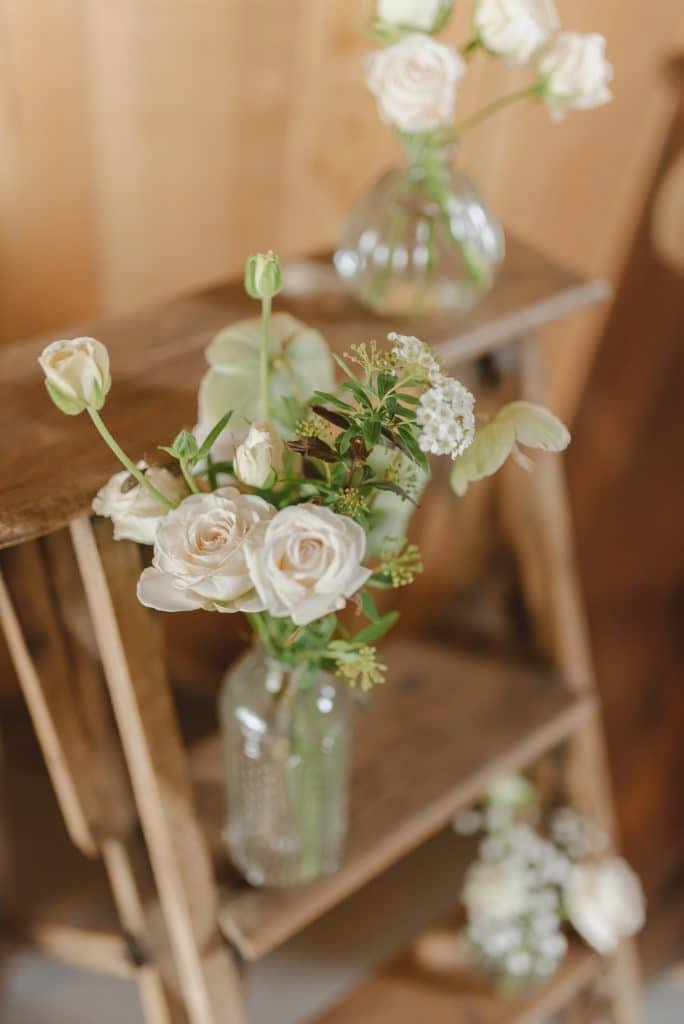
[71,517,244,1024]
[568,57,684,974]
[0,240,605,551]
[189,638,594,961]
[316,941,601,1024]
[1,3,683,422]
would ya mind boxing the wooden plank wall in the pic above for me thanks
[0,1,683,415]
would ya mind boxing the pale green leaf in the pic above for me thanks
[499,401,571,452]
[450,419,515,497]
[199,312,334,435]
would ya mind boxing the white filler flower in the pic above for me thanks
[137,487,274,613]
[389,332,442,384]
[474,0,560,66]
[565,858,646,955]
[365,34,467,134]
[245,504,372,626]
[417,377,475,459]
[463,860,530,922]
[92,463,185,545]
[538,32,613,120]
[39,336,111,414]
[377,0,451,33]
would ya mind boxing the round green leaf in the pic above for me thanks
[450,419,516,497]
[499,401,571,452]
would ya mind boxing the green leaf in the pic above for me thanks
[363,417,382,449]
[450,419,515,497]
[312,391,354,412]
[44,379,85,416]
[499,401,571,452]
[397,426,429,474]
[195,410,233,461]
[332,352,355,379]
[361,590,380,622]
[351,611,399,645]
[377,372,397,398]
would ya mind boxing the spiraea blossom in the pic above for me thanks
[389,332,442,384]
[416,376,475,459]
[365,34,467,134]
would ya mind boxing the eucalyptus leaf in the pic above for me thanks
[199,312,334,435]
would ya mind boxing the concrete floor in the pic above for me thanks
[1,952,682,1023]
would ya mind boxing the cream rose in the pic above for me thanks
[245,504,372,626]
[564,858,645,955]
[538,32,613,120]
[463,860,530,922]
[234,423,284,488]
[39,337,111,414]
[474,0,559,66]
[377,0,451,33]
[365,34,467,134]
[137,487,275,613]
[92,463,185,545]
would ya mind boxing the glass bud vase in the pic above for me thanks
[219,646,351,888]
[335,140,505,316]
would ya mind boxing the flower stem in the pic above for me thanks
[87,408,177,509]
[462,37,480,59]
[260,295,272,421]
[180,458,200,494]
[444,84,541,143]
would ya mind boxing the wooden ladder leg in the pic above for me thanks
[500,336,643,1024]
[70,516,245,1024]
[0,538,185,1024]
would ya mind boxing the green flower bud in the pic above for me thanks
[244,251,283,301]
[173,429,199,463]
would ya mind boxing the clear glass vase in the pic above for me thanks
[335,140,505,316]
[219,646,351,887]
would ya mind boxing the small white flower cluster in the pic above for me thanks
[416,377,475,460]
[464,822,570,985]
[388,332,475,462]
[458,776,646,989]
[388,332,442,384]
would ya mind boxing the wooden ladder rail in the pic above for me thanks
[0,532,185,1024]
[70,515,246,1024]
[500,334,642,1024]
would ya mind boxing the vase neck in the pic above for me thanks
[401,135,457,182]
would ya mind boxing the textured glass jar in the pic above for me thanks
[219,646,351,887]
[335,142,505,316]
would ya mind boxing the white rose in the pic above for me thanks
[564,858,646,955]
[538,32,613,121]
[137,487,275,613]
[463,860,530,922]
[39,337,111,414]
[474,0,559,66]
[245,504,372,626]
[377,0,451,33]
[365,34,467,134]
[234,423,284,488]
[92,463,186,545]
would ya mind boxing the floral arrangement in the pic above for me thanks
[39,251,569,691]
[366,1,613,133]
[340,1,613,309]
[455,775,645,991]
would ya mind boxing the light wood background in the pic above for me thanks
[1,1,683,414]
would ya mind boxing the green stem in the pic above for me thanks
[180,458,200,494]
[444,85,541,143]
[88,408,177,509]
[462,36,480,59]
[260,295,272,421]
